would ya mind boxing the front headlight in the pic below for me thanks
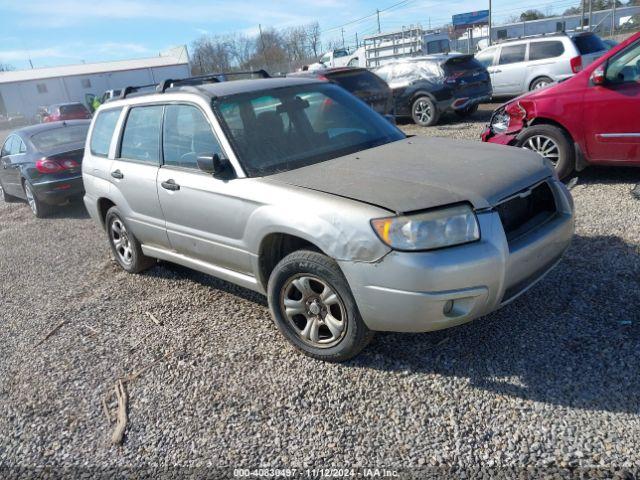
[491,110,510,133]
[371,204,480,251]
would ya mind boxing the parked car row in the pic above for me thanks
[36,102,92,123]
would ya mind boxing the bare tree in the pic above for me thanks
[190,35,233,75]
[306,22,321,59]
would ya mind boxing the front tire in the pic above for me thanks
[23,181,49,218]
[516,124,575,179]
[530,76,553,91]
[267,250,374,362]
[105,206,155,273]
[411,96,440,127]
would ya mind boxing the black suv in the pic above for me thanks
[375,54,492,126]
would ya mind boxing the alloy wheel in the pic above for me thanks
[534,80,551,89]
[280,274,347,348]
[24,183,38,215]
[110,218,133,266]
[414,99,432,124]
[522,135,560,166]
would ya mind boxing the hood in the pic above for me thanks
[267,137,551,213]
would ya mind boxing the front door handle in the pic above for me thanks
[111,170,124,179]
[161,179,180,191]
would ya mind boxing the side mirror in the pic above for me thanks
[591,66,606,86]
[197,153,233,178]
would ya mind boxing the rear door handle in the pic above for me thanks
[161,179,180,191]
[111,170,124,179]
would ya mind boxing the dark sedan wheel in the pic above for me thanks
[105,206,155,273]
[0,180,19,203]
[411,96,440,127]
[268,250,374,362]
[23,181,49,218]
[516,125,575,180]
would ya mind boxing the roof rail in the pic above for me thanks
[157,70,271,93]
[119,83,157,100]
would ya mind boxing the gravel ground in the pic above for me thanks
[1,111,639,479]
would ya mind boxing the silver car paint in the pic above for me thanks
[83,87,575,333]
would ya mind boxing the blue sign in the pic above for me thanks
[452,10,490,30]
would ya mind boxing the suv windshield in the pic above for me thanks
[214,83,404,177]
[573,34,606,54]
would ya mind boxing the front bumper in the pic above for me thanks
[31,175,84,205]
[339,179,574,333]
[481,125,518,145]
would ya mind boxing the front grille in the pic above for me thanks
[496,181,557,242]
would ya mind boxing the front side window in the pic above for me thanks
[90,108,122,157]
[215,83,404,177]
[529,41,565,61]
[120,105,163,164]
[499,44,526,65]
[163,104,223,169]
[606,40,640,84]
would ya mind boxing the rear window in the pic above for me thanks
[573,34,606,55]
[499,44,526,65]
[60,104,88,115]
[31,124,89,150]
[90,108,122,157]
[426,39,450,54]
[328,71,387,93]
[443,56,484,74]
[529,41,565,60]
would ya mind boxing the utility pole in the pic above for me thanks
[355,32,359,48]
[377,9,381,33]
[612,0,617,36]
[488,0,492,45]
[581,0,585,30]
[341,27,345,47]
[258,24,268,68]
[588,0,593,31]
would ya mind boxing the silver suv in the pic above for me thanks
[476,32,607,96]
[82,76,575,361]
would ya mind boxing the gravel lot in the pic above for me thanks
[1,109,639,478]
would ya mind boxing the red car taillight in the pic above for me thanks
[570,56,583,74]
[35,157,79,174]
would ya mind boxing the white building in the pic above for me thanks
[0,46,191,118]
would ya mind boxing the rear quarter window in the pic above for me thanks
[329,71,387,93]
[529,41,565,61]
[90,108,122,157]
[499,44,527,65]
[573,34,607,55]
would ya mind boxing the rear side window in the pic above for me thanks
[476,47,497,67]
[573,34,606,55]
[499,44,526,65]
[90,108,122,157]
[443,56,484,74]
[329,71,387,93]
[163,104,223,169]
[120,106,163,164]
[529,41,565,61]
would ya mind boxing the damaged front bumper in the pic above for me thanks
[339,179,574,333]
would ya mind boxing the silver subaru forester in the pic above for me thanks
[82,76,574,361]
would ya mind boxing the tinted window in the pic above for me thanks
[32,125,89,150]
[499,44,526,65]
[215,83,404,177]
[60,103,89,115]
[120,106,163,164]
[573,34,606,55]
[163,104,223,169]
[529,41,565,61]
[90,108,122,157]
[476,47,497,67]
[606,40,640,84]
[443,56,484,74]
[2,136,16,156]
[328,71,386,93]
[426,39,450,54]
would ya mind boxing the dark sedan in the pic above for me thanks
[0,120,90,217]
[375,54,492,126]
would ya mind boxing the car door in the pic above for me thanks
[156,103,254,275]
[583,38,640,164]
[110,104,170,248]
[493,43,528,95]
[0,135,27,197]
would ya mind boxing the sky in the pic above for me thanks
[0,0,585,70]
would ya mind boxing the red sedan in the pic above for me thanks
[43,102,92,123]
[482,31,640,179]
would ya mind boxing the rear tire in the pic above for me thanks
[516,124,575,179]
[455,104,479,118]
[530,76,553,91]
[105,206,155,273]
[23,181,49,218]
[411,96,440,127]
[267,250,374,362]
